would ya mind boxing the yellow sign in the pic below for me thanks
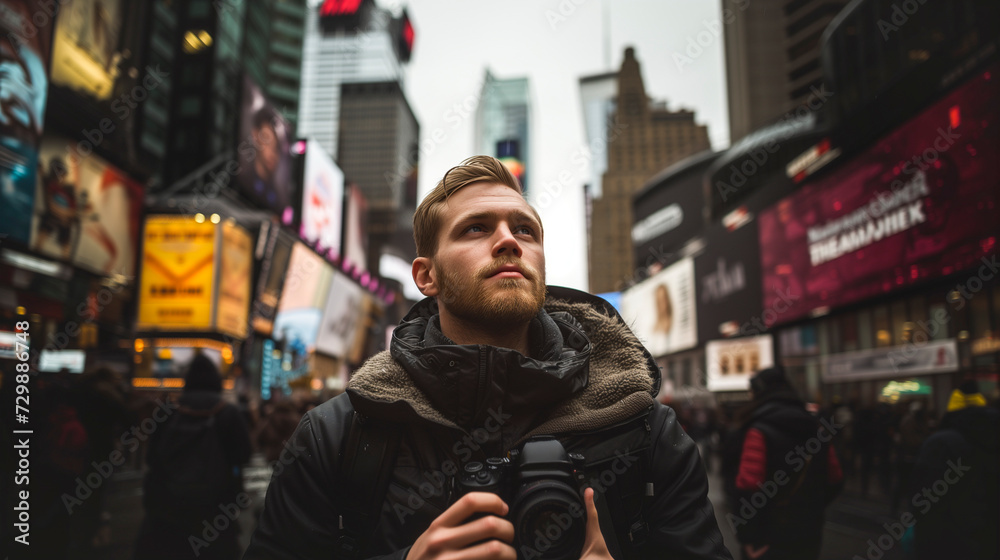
[216,222,252,339]
[138,216,217,330]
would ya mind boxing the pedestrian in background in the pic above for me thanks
[910,380,999,560]
[133,354,251,560]
[724,367,843,560]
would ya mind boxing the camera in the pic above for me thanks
[456,437,588,560]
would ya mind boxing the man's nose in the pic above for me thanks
[492,224,522,258]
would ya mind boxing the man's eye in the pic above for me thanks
[515,226,534,235]
[466,225,485,233]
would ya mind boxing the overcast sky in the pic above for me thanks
[382,0,729,292]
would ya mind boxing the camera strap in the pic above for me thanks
[335,411,401,559]
[599,447,652,553]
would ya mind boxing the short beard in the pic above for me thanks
[436,258,547,327]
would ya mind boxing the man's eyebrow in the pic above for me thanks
[450,210,541,231]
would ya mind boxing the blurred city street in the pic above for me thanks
[2,0,998,558]
[82,451,912,560]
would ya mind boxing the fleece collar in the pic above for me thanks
[346,286,659,444]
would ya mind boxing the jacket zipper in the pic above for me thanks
[476,345,487,413]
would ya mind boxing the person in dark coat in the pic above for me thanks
[910,380,999,560]
[133,353,252,560]
[724,367,843,560]
[244,156,732,559]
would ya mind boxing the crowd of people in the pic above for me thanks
[669,373,998,560]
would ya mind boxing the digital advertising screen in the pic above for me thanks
[342,184,368,273]
[38,349,87,373]
[137,216,217,331]
[0,0,54,244]
[315,270,364,359]
[49,0,125,101]
[621,258,698,357]
[216,221,252,339]
[300,139,344,256]
[272,242,334,356]
[238,75,295,222]
[705,335,774,392]
[252,224,295,336]
[759,64,1000,325]
[694,220,764,342]
[632,152,714,266]
[0,330,29,359]
[31,136,144,277]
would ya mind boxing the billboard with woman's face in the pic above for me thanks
[622,258,698,357]
[238,76,295,222]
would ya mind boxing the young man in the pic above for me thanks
[244,156,732,560]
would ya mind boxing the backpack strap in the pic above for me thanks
[595,418,654,556]
[335,411,401,559]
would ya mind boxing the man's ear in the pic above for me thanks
[412,257,439,297]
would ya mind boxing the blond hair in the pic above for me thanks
[413,155,541,257]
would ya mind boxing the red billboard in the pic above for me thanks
[759,64,999,324]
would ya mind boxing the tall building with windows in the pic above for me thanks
[724,0,847,142]
[244,0,309,131]
[297,0,414,159]
[142,0,308,188]
[338,81,420,275]
[588,48,711,294]
[474,70,531,192]
[578,71,618,199]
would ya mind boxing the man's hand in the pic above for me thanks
[579,488,613,560]
[407,492,516,560]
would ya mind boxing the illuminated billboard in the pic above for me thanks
[300,139,344,256]
[759,64,1000,324]
[252,224,295,336]
[238,75,296,222]
[705,335,774,392]
[0,0,54,244]
[49,0,125,101]
[137,216,217,330]
[342,184,368,273]
[272,242,334,355]
[31,136,143,277]
[315,271,364,359]
[216,221,252,339]
[621,258,698,357]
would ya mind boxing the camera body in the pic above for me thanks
[456,437,588,560]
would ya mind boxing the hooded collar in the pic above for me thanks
[347,286,658,448]
[389,297,591,430]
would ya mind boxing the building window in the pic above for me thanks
[178,96,201,117]
[891,300,908,348]
[842,311,859,352]
[873,305,891,347]
[928,301,949,341]
[857,309,873,350]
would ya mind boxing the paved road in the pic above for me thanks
[72,454,904,560]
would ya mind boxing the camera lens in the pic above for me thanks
[510,481,585,560]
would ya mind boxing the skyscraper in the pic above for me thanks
[337,80,419,275]
[244,0,309,132]
[297,0,414,159]
[578,71,618,199]
[141,0,308,188]
[588,48,711,294]
[474,70,531,192]
[723,0,847,142]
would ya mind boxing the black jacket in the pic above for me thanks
[723,393,840,557]
[911,405,1000,560]
[245,287,731,559]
